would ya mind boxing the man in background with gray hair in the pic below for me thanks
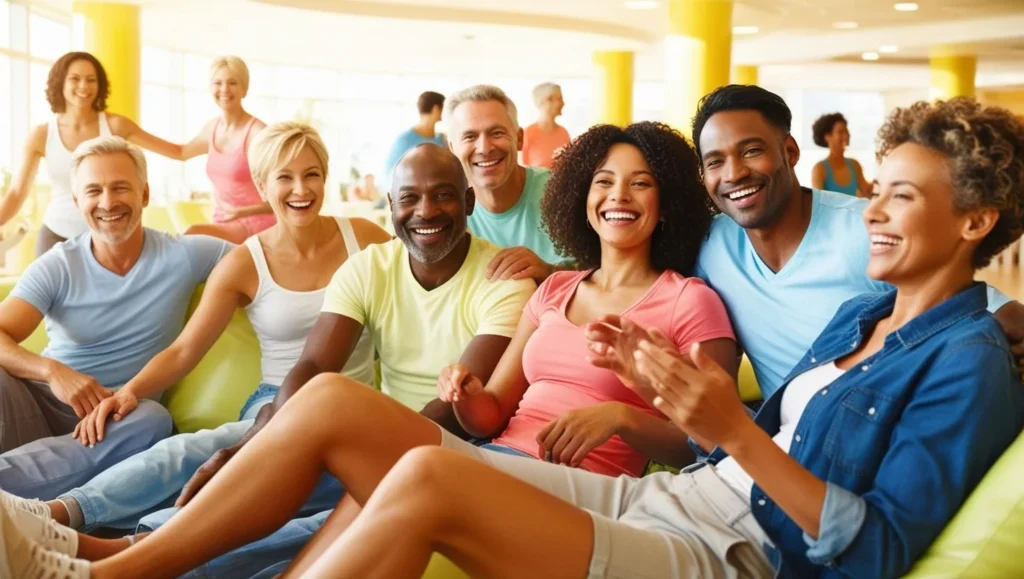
[445,84,564,284]
[0,136,232,500]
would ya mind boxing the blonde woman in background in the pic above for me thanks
[520,83,571,169]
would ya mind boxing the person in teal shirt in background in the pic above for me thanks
[810,112,871,197]
[444,85,564,283]
[382,91,448,183]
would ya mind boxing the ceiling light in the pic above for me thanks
[894,2,918,11]
[624,0,659,9]
[833,21,858,29]
[733,25,759,35]
[879,45,898,53]
[862,52,880,61]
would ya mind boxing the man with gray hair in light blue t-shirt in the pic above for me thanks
[445,85,564,285]
[0,136,232,500]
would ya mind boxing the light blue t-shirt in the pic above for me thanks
[695,188,1010,398]
[467,166,563,266]
[11,228,232,391]
[383,128,447,180]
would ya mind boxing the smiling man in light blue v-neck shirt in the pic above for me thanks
[0,136,232,500]
[689,85,1024,398]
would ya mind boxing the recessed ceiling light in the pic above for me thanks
[894,2,918,11]
[879,45,899,53]
[833,21,858,29]
[733,25,759,35]
[862,52,880,61]
[624,0,659,9]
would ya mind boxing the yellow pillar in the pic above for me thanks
[664,0,733,133]
[72,2,141,121]
[733,65,758,86]
[929,50,976,101]
[592,51,634,126]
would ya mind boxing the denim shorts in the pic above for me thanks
[238,383,279,422]
[479,442,533,458]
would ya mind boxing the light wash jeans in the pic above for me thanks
[58,384,279,531]
[0,396,173,501]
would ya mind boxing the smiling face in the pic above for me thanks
[210,66,245,111]
[261,145,325,227]
[586,143,660,254]
[63,59,99,111]
[73,152,148,244]
[865,142,995,284]
[542,89,564,118]
[390,145,474,265]
[698,109,800,230]
[448,99,521,192]
[826,121,850,153]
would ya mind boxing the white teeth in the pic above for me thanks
[474,159,500,168]
[287,200,313,209]
[726,186,760,200]
[413,227,443,235]
[870,234,902,246]
[97,214,126,222]
[602,211,639,221]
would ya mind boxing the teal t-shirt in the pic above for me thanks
[383,128,447,181]
[467,167,563,265]
[10,229,232,390]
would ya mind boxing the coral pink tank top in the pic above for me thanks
[206,117,276,232]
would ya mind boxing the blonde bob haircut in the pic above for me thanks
[248,122,330,196]
[210,55,250,92]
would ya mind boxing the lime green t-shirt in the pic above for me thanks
[322,236,536,411]
[466,167,563,266]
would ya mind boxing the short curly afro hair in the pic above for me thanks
[812,112,847,148]
[541,121,714,275]
[877,97,1024,268]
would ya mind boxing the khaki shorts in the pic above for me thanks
[440,427,773,579]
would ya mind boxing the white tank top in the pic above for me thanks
[243,217,374,387]
[43,112,113,238]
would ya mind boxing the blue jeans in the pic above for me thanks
[0,396,173,501]
[57,385,278,531]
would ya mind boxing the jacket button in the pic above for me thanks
[758,499,766,506]
[810,357,816,363]
[821,389,828,396]
[861,365,870,371]
[794,434,802,442]
[868,407,876,415]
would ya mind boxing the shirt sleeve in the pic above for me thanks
[9,250,67,316]
[475,278,536,338]
[523,275,556,326]
[321,252,371,325]
[799,339,1022,577]
[985,284,1012,313]
[184,235,234,285]
[671,279,736,349]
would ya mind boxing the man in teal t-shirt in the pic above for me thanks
[383,91,448,183]
[445,85,563,283]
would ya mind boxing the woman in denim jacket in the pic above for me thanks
[7,99,1023,579]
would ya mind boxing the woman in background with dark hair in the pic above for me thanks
[810,112,871,198]
[0,52,194,255]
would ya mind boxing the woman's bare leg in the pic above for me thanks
[299,446,594,579]
[89,375,441,579]
[184,223,249,244]
[281,496,362,578]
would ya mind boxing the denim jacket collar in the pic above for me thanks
[807,282,989,364]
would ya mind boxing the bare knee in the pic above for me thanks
[375,447,464,518]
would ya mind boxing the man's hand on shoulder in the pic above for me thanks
[993,300,1024,380]
[487,246,552,285]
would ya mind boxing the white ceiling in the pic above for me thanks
[131,0,1024,91]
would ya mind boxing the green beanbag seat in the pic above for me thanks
[162,285,263,433]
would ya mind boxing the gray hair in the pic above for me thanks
[445,84,519,133]
[70,136,148,192]
[532,82,561,108]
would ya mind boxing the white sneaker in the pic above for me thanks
[0,489,50,521]
[0,500,89,579]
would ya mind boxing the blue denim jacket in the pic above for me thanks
[702,283,1024,578]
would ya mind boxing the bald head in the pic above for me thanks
[389,142,475,266]
[391,143,466,194]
